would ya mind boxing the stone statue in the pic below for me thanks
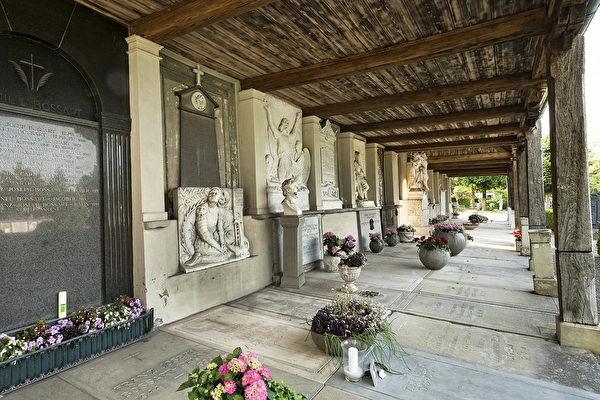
[281,178,302,216]
[291,140,311,189]
[354,151,369,202]
[411,151,429,192]
[180,187,250,267]
[264,100,302,184]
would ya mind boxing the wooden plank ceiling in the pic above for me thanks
[74,0,591,177]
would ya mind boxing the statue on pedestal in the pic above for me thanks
[354,151,370,204]
[281,178,302,216]
[411,151,429,192]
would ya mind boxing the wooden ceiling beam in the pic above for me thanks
[444,170,508,177]
[428,161,511,170]
[241,7,553,91]
[366,123,521,144]
[344,105,524,133]
[130,0,279,43]
[386,136,518,153]
[304,73,545,117]
[426,153,511,164]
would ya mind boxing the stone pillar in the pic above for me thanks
[527,120,546,229]
[511,151,520,229]
[520,217,530,256]
[126,35,168,303]
[366,143,382,206]
[302,116,323,211]
[517,138,529,222]
[433,172,441,216]
[549,36,599,352]
[398,152,409,225]
[338,132,356,208]
[384,151,400,206]
[238,89,269,214]
[530,229,558,297]
[280,216,305,288]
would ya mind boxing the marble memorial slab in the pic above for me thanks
[416,280,559,313]
[301,215,322,265]
[162,305,333,383]
[358,209,382,252]
[173,187,250,273]
[402,293,556,338]
[319,120,342,209]
[390,313,600,394]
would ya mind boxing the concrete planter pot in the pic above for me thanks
[516,241,522,252]
[418,247,450,270]
[310,331,343,356]
[385,234,399,247]
[369,239,385,253]
[435,231,467,256]
[0,309,154,395]
[339,266,362,293]
[323,255,341,272]
[398,232,414,243]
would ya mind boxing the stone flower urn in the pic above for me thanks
[369,239,385,253]
[323,255,341,272]
[385,234,399,247]
[398,232,414,243]
[339,266,362,293]
[435,231,467,256]
[515,241,522,252]
[418,247,450,270]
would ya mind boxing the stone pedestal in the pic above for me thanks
[556,317,600,354]
[407,189,429,234]
[280,216,305,288]
[529,229,557,297]
[520,217,531,256]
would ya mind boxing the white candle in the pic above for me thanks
[343,366,364,381]
[348,346,358,373]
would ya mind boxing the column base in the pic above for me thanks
[556,316,600,353]
[281,274,305,289]
[533,277,558,297]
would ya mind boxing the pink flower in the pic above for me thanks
[224,380,236,394]
[228,357,247,373]
[323,232,334,238]
[258,366,270,380]
[242,369,261,385]
[218,363,230,376]
[244,379,267,400]
[331,246,339,253]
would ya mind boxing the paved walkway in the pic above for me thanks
[3,212,600,399]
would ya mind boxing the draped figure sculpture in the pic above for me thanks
[411,151,429,192]
[354,151,369,202]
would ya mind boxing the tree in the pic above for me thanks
[588,141,600,194]
[453,176,506,211]
[542,135,552,207]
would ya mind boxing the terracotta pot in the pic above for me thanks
[323,255,341,272]
[385,234,399,247]
[435,231,467,256]
[418,247,450,270]
[339,266,361,293]
[369,239,384,253]
[398,231,414,243]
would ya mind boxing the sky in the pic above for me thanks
[541,13,600,144]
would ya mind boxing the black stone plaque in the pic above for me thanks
[0,112,102,331]
[381,206,396,233]
[177,86,220,187]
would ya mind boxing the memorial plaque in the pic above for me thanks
[358,210,382,252]
[381,206,396,233]
[0,112,102,331]
[301,216,322,265]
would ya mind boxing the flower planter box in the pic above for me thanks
[0,309,153,394]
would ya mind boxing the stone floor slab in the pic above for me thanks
[401,293,556,338]
[427,269,534,291]
[417,279,559,312]
[326,347,600,400]
[390,313,600,393]
[312,385,370,399]
[161,305,333,383]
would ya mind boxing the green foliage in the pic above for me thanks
[542,135,552,194]
[267,381,308,400]
[457,198,471,207]
[589,141,600,194]
[546,209,554,230]
[453,176,506,211]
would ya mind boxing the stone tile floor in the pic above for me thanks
[3,211,600,399]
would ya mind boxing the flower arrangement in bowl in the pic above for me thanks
[323,232,341,257]
[368,232,384,253]
[177,347,307,400]
[384,229,399,246]
[415,235,451,269]
[322,232,356,272]
[432,221,470,256]
[468,214,483,224]
[513,230,522,242]
[309,295,405,374]
[339,252,367,292]
[342,252,367,268]
[397,224,415,242]
[431,214,448,224]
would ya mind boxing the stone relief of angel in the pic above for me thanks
[411,151,429,192]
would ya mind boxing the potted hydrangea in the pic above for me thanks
[397,224,416,242]
[177,347,307,400]
[368,232,384,253]
[384,229,399,247]
[415,235,451,269]
[309,296,405,374]
[433,221,472,256]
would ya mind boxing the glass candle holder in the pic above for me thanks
[341,338,369,382]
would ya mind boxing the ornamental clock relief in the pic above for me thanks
[191,91,207,111]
